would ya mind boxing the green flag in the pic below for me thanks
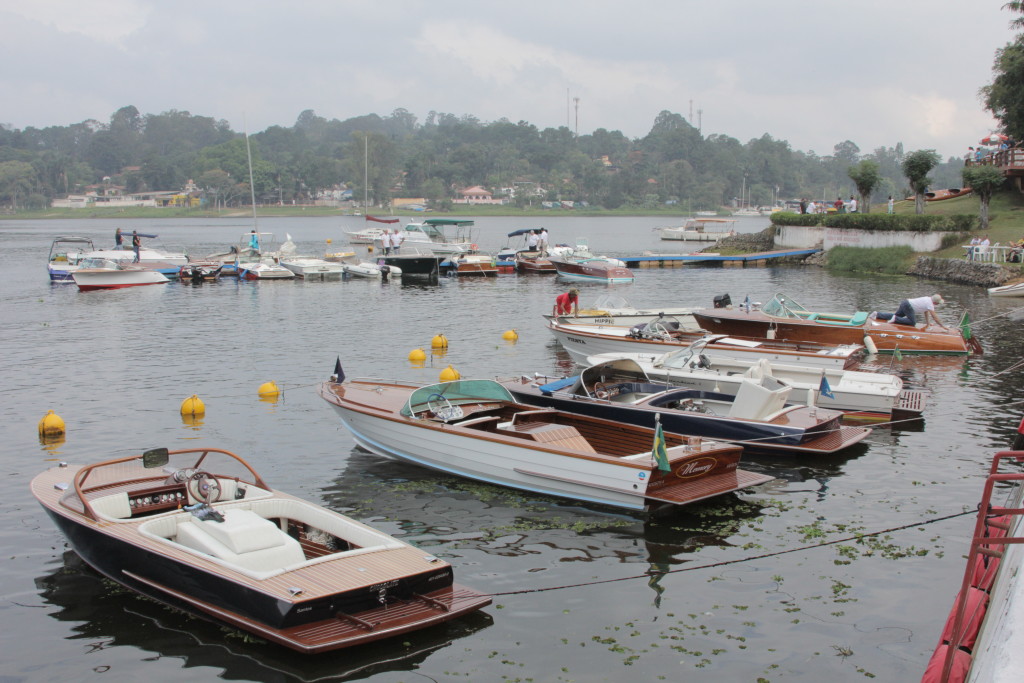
[893,346,903,361]
[652,419,671,473]
[960,312,973,341]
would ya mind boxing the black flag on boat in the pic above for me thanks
[334,357,345,383]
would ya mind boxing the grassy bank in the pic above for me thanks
[826,246,916,274]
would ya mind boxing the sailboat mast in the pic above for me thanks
[363,135,368,210]
[245,128,258,231]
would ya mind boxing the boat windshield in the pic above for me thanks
[760,293,810,319]
[402,380,514,417]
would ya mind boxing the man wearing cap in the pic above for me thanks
[553,288,580,317]
[875,294,948,328]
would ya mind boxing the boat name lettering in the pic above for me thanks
[368,580,400,592]
[594,317,613,324]
[566,336,587,344]
[675,457,718,479]
[428,570,452,582]
[297,606,313,613]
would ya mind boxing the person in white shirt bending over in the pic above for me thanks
[874,294,948,328]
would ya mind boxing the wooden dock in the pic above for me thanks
[620,248,821,268]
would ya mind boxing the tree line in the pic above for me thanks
[0,104,973,213]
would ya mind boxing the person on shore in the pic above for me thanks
[115,228,124,247]
[806,200,817,215]
[799,198,808,214]
[391,229,403,254]
[834,197,845,214]
[874,294,947,329]
[848,196,858,213]
[887,196,895,214]
[966,147,975,164]
[131,230,141,263]
[381,229,393,256]
[553,288,580,317]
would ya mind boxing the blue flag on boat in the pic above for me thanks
[819,375,835,400]
[652,417,671,473]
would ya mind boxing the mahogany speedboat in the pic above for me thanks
[503,359,871,455]
[319,368,774,512]
[30,447,490,653]
[692,292,980,355]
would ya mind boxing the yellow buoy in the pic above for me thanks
[408,348,427,361]
[258,381,280,397]
[38,410,65,437]
[439,365,460,381]
[431,334,449,349]
[180,394,206,416]
[502,329,519,341]
[326,238,333,244]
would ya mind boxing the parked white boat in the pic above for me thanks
[658,218,737,242]
[988,282,1024,297]
[235,232,295,280]
[81,233,188,267]
[324,251,402,279]
[545,294,701,328]
[378,219,477,255]
[279,257,344,280]
[318,372,774,512]
[583,338,924,422]
[344,227,386,244]
[71,258,170,291]
[47,236,95,282]
[548,320,864,370]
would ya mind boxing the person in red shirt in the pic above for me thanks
[553,288,580,316]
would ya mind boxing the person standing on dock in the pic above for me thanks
[381,229,393,256]
[553,288,580,317]
[131,230,141,262]
[115,228,123,247]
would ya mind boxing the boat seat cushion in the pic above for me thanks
[91,492,132,520]
[849,311,869,325]
[175,510,305,573]
[193,508,285,554]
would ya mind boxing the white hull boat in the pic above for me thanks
[72,258,170,291]
[319,372,774,512]
[988,282,1024,297]
[279,257,344,280]
[658,218,737,242]
[326,251,402,278]
[549,320,863,370]
[47,236,95,282]
[344,227,385,244]
[584,341,924,422]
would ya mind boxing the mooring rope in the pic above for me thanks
[483,508,976,597]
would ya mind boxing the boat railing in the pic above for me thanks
[929,449,1024,682]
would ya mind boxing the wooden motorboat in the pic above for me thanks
[988,282,1024,297]
[692,293,981,355]
[47,235,95,282]
[445,253,498,276]
[925,187,972,201]
[548,319,865,370]
[585,341,924,423]
[503,359,870,455]
[498,229,557,273]
[30,447,490,653]
[657,218,737,242]
[318,372,774,512]
[72,258,170,291]
[549,239,634,283]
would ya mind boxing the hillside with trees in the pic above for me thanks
[0,104,971,212]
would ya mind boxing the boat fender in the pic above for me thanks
[863,335,878,354]
[767,328,776,340]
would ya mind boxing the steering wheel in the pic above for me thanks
[647,322,670,339]
[593,382,611,399]
[426,393,463,421]
[187,471,222,504]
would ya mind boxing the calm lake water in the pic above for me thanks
[3,215,1024,682]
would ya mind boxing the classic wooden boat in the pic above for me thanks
[657,218,737,242]
[445,253,498,276]
[922,439,1024,683]
[548,238,634,283]
[30,447,489,653]
[47,235,95,282]
[988,282,1024,297]
[548,319,865,370]
[584,341,924,423]
[178,261,224,283]
[503,359,870,455]
[318,372,774,512]
[691,293,981,355]
[925,187,972,201]
[72,258,170,290]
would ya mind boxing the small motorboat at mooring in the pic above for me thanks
[548,239,634,283]
[504,359,870,455]
[319,365,774,512]
[30,446,490,653]
[988,282,1024,297]
[691,292,981,355]
[657,218,737,242]
[179,262,224,283]
[47,235,95,282]
[72,258,170,291]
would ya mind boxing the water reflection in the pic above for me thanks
[36,551,492,682]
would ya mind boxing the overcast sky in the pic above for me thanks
[1,1,1017,159]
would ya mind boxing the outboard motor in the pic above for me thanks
[713,293,731,309]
